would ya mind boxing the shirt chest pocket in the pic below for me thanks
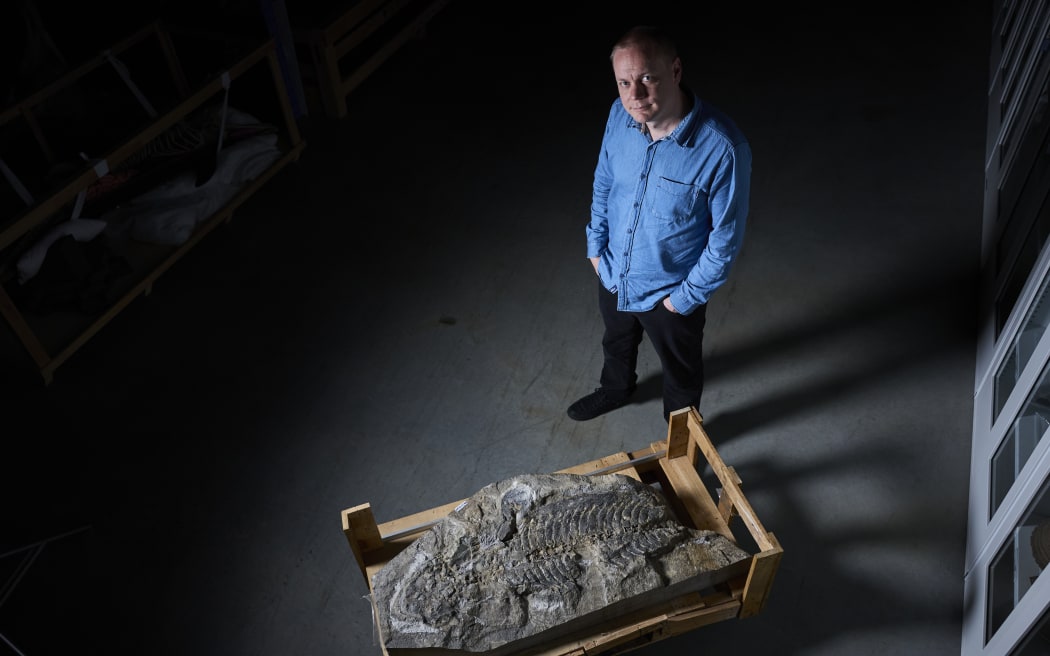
[648,177,704,223]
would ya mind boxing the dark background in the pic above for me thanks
[1,1,992,655]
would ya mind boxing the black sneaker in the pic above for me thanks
[567,388,631,421]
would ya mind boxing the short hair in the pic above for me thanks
[610,25,679,63]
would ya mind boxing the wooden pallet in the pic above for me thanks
[341,407,783,655]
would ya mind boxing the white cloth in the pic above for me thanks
[17,218,107,284]
[126,133,281,245]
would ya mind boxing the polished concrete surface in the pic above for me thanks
[0,1,991,654]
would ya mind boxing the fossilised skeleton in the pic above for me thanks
[370,472,751,652]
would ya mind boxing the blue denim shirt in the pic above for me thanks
[586,91,751,315]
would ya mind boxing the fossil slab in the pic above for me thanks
[370,472,751,653]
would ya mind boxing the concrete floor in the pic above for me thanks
[1,1,992,654]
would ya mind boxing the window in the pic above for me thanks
[987,473,1050,642]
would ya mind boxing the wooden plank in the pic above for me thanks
[322,0,390,43]
[653,589,742,639]
[519,613,666,656]
[317,30,347,118]
[335,0,448,100]
[740,538,783,618]
[581,615,665,652]
[376,498,464,539]
[341,503,384,581]
[667,406,703,464]
[658,455,732,538]
[331,0,414,60]
[662,600,741,633]
[666,407,692,460]
[716,465,742,523]
[266,49,304,147]
[521,590,741,656]
[557,451,640,480]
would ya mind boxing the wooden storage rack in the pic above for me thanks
[293,0,450,118]
[0,21,306,384]
[341,407,783,655]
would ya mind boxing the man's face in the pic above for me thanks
[612,45,681,126]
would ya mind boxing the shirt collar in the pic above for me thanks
[624,89,703,146]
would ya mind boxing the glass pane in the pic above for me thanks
[994,148,1050,340]
[995,274,1050,422]
[988,472,1050,643]
[992,365,1050,518]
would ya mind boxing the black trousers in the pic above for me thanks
[597,283,707,419]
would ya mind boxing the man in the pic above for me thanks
[567,25,752,422]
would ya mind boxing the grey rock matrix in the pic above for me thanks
[371,472,751,652]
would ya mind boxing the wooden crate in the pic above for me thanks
[341,407,783,655]
[294,0,450,119]
[0,23,306,384]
